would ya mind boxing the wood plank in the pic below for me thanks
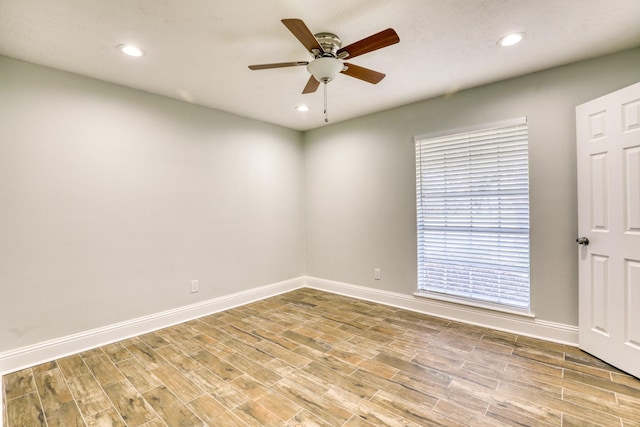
[32,361,57,373]
[216,312,259,333]
[496,382,622,426]
[6,392,46,426]
[256,389,302,421]
[611,372,640,387]
[116,358,163,393]
[138,418,168,427]
[80,348,105,360]
[325,346,366,366]
[217,324,262,345]
[190,320,232,342]
[138,332,170,349]
[186,367,248,408]
[281,330,333,353]
[302,361,377,399]
[432,399,499,427]
[365,388,438,425]
[310,352,357,376]
[3,368,36,400]
[84,407,127,426]
[284,367,333,396]
[564,368,640,398]
[57,354,92,378]
[193,349,243,381]
[103,380,157,426]
[342,415,378,427]
[486,402,556,427]
[34,367,75,413]
[232,400,285,426]
[561,413,608,427]
[272,377,352,426]
[562,378,618,403]
[142,386,204,427]
[289,409,335,426]
[64,373,114,417]
[563,387,640,421]
[41,401,85,427]
[221,351,281,387]
[189,333,234,357]
[350,368,439,408]
[413,349,467,372]
[356,359,398,379]
[84,353,126,387]
[374,352,453,387]
[150,364,204,402]
[155,344,202,373]
[254,338,311,367]
[223,338,274,364]
[230,374,270,400]
[252,328,300,350]
[188,394,246,426]
[102,342,133,363]
[123,342,166,371]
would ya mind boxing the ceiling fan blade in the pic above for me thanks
[282,19,324,53]
[337,28,399,59]
[302,75,320,94]
[248,61,308,70]
[341,63,386,84]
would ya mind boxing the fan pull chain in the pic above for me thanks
[323,81,329,123]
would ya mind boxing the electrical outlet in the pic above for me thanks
[191,280,199,293]
[374,268,381,280]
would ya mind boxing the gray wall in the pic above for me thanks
[2,48,639,354]
[0,56,305,352]
[304,48,640,326]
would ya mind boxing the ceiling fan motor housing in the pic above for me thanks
[314,32,342,57]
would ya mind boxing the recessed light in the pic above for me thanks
[498,32,525,47]
[118,44,145,57]
[295,105,309,112]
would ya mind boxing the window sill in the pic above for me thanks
[413,291,535,319]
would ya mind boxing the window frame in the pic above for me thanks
[414,117,531,314]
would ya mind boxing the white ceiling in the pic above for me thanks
[1,1,639,131]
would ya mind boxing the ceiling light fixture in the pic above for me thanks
[118,44,145,57]
[307,57,344,83]
[498,32,525,47]
[307,57,344,123]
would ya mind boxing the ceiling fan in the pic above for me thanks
[249,19,400,119]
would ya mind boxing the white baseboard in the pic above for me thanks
[0,276,304,376]
[304,276,579,346]
[0,275,579,377]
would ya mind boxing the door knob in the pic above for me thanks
[576,237,589,246]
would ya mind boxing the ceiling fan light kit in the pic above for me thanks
[249,18,399,123]
[307,57,344,83]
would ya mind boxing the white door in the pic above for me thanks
[576,82,640,378]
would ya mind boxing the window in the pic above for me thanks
[415,118,530,311]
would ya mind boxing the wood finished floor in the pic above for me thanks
[3,289,640,427]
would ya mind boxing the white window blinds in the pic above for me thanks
[415,118,530,310]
